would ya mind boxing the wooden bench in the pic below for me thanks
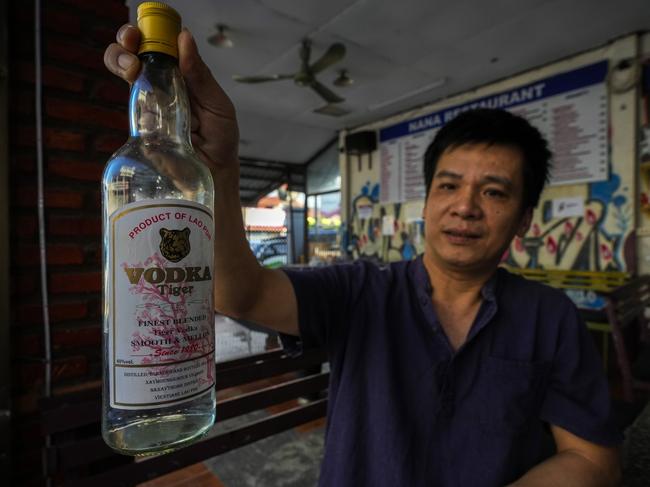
[501,266,631,370]
[40,347,328,487]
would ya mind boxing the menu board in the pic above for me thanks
[379,61,609,203]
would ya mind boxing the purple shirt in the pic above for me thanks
[281,256,622,487]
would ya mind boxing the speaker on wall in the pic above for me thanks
[345,131,377,154]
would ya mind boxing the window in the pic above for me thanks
[307,190,341,264]
[243,206,288,268]
[243,185,306,267]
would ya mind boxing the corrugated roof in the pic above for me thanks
[239,158,305,205]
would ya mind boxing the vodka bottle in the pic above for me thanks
[101,2,216,455]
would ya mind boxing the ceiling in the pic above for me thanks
[125,0,650,168]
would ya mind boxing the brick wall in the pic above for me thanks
[8,0,129,483]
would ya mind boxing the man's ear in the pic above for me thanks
[516,207,533,238]
[422,188,431,218]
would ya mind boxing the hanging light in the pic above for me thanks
[208,24,233,48]
[333,69,354,87]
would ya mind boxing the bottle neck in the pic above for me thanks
[129,52,191,144]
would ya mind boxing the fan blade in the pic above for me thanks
[310,43,345,74]
[232,74,293,83]
[300,39,312,67]
[310,80,344,104]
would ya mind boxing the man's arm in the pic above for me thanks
[509,424,621,487]
[104,25,299,336]
[210,166,299,336]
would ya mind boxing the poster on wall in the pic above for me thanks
[379,61,609,203]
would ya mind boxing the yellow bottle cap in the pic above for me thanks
[137,2,181,58]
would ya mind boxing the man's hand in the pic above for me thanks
[103,24,240,177]
[508,425,621,487]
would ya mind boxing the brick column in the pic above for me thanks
[7,1,129,483]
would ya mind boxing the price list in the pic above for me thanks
[379,61,609,202]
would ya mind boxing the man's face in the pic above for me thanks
[423,143,532,275]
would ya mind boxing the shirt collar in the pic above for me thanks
[411,254,500,302]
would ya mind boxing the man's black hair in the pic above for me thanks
[423,108,552,209]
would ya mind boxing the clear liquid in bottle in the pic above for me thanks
[101,2,216,456]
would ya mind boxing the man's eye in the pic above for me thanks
[485,189,506,198]
[438,183,456,191]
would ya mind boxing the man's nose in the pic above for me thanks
[451,187,483,219]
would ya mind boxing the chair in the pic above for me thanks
[606,275,650,403]
[622,400,650,486]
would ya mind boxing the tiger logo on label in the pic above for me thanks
[159,227,191,262]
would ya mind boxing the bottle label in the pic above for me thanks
[108,199,215,410]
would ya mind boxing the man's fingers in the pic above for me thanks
[178,29,235,116]
[103,24,141,83]
[116,24,141,52]
[104,43,141,83]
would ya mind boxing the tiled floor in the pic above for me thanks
[136,410,324,487]
[204,412,324,487]
[136,317,326,487]
[139,463,227,487]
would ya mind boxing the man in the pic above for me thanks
[105,25,622,486]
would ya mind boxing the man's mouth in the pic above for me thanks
[443,229,482,239]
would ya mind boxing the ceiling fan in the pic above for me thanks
[233,39,347,104]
